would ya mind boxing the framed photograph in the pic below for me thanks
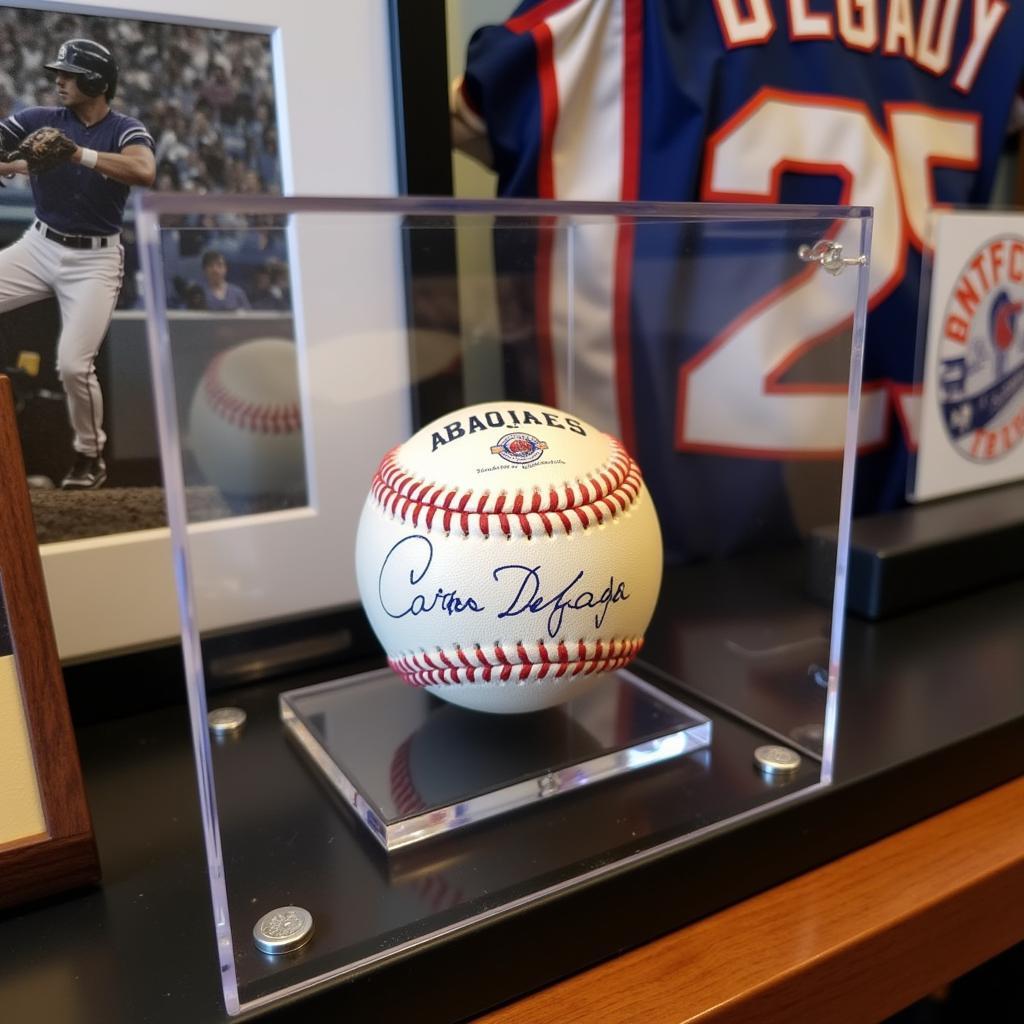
[0,375,99,909]
[0,0,400,659]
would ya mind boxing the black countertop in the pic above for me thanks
[2,568,1023,1023]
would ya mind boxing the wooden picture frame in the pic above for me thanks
[0,375,99,909]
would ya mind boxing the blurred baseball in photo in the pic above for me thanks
[188,338,304,498]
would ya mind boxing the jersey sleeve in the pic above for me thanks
[459,0,637,200]
[460,7,549,196]
[0,107,47,153]
[116,116,155,153]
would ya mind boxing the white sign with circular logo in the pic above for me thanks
[912,213,1024,502]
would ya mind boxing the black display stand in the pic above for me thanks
[809,482,1024,620]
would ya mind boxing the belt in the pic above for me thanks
[34,220,117,250]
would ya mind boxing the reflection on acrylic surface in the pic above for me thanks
[281,666,710,849]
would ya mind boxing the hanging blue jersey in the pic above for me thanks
[456,0,1024,559]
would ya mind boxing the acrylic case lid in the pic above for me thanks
[137,194,871,1015]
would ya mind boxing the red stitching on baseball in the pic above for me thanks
[377,439,632,509]
[203,351,301,435]
[388,637,644,688]
[371,437,643,539]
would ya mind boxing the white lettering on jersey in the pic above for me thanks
[916,0,962,76]
[788,0,833,40]
[883,0,917,56]
[837,0,878,51]
[712,0,775,46]
[711,0,1007,86]
[953,0,1009,92]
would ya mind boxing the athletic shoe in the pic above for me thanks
[61,454,107,490]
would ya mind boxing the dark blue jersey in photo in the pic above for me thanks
[0,105,154,235]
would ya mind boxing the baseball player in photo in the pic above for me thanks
[0,38,155,489]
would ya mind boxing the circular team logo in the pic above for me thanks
[938,234,1024,463]
[490,431,548,465]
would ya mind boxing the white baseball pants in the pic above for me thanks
[0,223,123,456]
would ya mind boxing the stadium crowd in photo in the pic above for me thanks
[0,6,288,312]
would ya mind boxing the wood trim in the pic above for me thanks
[478,775,1024,1024]
[0,376,99,909]
[0,832,100,909]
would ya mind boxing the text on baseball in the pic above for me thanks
[431,408,587,452]
[378,534,630,638]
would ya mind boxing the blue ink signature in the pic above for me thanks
[379,535,484,619]
[378,534,629,638]
[493,565,629,637]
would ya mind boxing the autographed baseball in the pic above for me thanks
[188,338,304,498]
[355,401,663,714]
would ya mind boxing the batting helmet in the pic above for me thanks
[45,39,118,101]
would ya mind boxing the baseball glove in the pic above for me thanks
[2,127,77,173]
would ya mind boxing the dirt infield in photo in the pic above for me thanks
[28,486,297,544]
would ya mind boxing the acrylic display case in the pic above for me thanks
[137,194,871,1016]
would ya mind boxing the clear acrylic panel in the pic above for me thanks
[137,194,870,1015]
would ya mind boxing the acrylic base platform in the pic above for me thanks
[280,667,711,851]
